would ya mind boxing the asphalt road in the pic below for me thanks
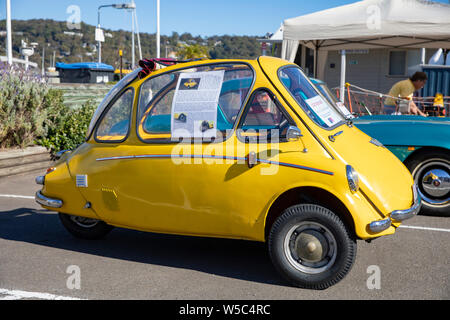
[0,171,449,301]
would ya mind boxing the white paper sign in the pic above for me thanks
[305,95,341,127]
[95,27,105,42]
[171,70,225,139]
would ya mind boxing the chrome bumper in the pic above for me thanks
[369,185,421,233]
[35,190,63,208]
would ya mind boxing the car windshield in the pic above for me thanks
[315,82,355,119]
[279,67,344,129]
[86,68,141,139]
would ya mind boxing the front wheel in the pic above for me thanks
[268,204,356,290]
[59,213,113,240]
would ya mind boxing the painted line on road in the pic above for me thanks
[399,225,450,233]
[0,194,34,200]
[0,288,83,300]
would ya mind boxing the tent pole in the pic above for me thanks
[421,48,426,65]
[340,49,346,103]
[314,42,318,77]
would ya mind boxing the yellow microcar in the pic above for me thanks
[36,56,421,289]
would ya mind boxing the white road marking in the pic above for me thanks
[0,288,83,300]
[0,194,34,199]
[399,225,450,233]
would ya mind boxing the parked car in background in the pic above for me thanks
[35,57,421,290]
[312,78,450,216]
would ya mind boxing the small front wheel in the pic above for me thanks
[268,204,356,290]
[59,213,113,240]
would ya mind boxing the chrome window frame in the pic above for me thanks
[93,86,135,144]
[86,68,141,141]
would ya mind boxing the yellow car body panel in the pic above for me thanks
[40,160,100,220]
[258,56,415,215]
[36,57,417,242]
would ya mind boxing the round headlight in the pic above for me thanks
[346,165,359,192]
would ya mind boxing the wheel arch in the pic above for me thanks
[403,146,450,166]
[264,187,357,241]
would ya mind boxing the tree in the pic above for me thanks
[176,43,210,60]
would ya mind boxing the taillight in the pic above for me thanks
[46,167,56,174]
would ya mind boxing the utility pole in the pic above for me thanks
[131,7,135,69]
[6,0,13,65]
[156,0,160,58]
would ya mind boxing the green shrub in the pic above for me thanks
[37,95,96,154]
[0,65,96,153]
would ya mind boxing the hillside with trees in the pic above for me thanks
[0,19,263,70]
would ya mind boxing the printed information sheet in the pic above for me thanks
[305,95,341,127]
[171,70,225,139]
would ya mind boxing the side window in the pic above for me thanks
[96,88,133,142]
[143,89,175,135]
[137,64,253,142]
[137,74,177,139]
[238,90,291,142]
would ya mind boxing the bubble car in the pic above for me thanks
[36,57,421,289]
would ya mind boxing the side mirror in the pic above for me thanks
[285,126,303,142]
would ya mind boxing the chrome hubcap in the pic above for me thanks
[413,159,450,207]
[70,216,99,228]
[284,222,337,274]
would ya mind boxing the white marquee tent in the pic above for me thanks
[281,0,450,101]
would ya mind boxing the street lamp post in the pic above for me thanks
[6,0,13,65]
[156,0,160,58]
[97,2,139,67]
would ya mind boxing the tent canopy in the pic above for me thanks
[281,0,450,102]
[283,0,450,52]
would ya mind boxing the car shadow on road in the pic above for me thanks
[0,207,286,287]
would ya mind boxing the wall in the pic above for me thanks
[322,48,437,95]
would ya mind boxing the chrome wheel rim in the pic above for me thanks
[283,222,337,274]
[70,216,100,228]
[412,159,450,207]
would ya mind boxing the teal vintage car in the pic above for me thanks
[311,78,450,216]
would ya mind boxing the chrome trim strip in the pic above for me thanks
[55,149,71,160]
[257,159,334,176]
[96,154,334,176]
[390,184,422,222]
[35,191,63,208]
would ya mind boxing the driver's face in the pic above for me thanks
[415,80,426,90]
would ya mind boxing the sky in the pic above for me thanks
[0,0,449,37]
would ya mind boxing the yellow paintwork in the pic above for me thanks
[37,57,416,241]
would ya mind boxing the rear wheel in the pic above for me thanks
[405,150,450,216]
[59,213,113,240]
[268,204,356,290]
